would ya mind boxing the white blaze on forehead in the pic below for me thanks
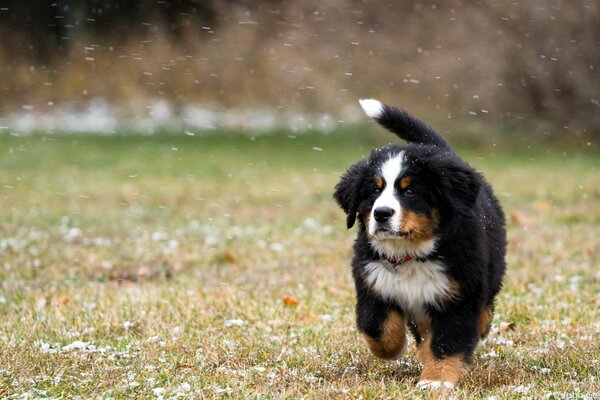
[369,152,405,236]
[358,98,384,119]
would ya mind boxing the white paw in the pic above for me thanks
[416,380,455,390]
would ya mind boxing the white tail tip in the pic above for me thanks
[358,98,384,119]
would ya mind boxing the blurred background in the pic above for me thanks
[0,0,599,139]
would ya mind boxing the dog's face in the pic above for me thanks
[367,149,439,244]
[335,144,481,255]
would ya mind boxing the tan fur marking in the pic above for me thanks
[362,310,406,360]
[362,209,370,225]
[417,335,467,385]
[400,176,412,189]
[446,279,462,302]
[375,176,383,189]
[478,305,493,340]
[415,331,431,365]
[417,322,431,337]
[400,209,440,244]
[414,321,431,343]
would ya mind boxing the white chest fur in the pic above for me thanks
[363,260,454,321]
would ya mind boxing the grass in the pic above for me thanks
[0,127,598,399]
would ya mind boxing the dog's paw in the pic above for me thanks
[416,380,455,390]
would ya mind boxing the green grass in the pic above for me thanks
[0,128,598,399]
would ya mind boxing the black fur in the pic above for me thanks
[373,103,450,149]
[334,158,368,229]
[334,102,506,379]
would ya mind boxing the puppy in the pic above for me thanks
[334,99,506,389]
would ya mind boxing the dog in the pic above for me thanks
[334,99,506,389]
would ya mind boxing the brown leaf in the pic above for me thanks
[213,250,238,264]
[176,362,196,370]
[136,266,150,279]
[108,262,172,284]
[223,250,238,263]
[282,296,300,307]
[498,322,517,332]
[296,313,318,325]
[533,200,551,212]
[58,296,70,306]
[327,286,346,296]
[511,210,532,226]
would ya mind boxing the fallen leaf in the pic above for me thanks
[533,200,551,212]
[282,296,300,307]
[223,250,238,263]
[109,260,173,283]
[136,265,150,279]
[296,313,318,325]
[213,250,238,264]
[511,210,532,226]
[176,362,196,370]
[498,322,517,332]
[327,286,346,296]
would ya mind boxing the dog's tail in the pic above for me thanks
[358,99,450,149]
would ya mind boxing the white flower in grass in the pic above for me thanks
[178,382,191,392]
[212,386,232,394]
[62,340,90,351]
[123,320,135,330]
[152,231,168,241]
[67,227,82,240]
[35,298,47,310]
[270,243,284,252]
[482,350,498,358]
[224,319,246,328]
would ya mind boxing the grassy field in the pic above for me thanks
[0,128,598,399]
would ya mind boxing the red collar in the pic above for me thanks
[387,254,414,267]
[382,254,414,273]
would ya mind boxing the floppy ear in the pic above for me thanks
[334,159,368,229]
[427,155,481,218]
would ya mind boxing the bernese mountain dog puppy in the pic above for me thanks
[334,99,506,389]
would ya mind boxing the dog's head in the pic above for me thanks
[334,143,481,254]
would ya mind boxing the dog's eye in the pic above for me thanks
[373,187,382,195]
[405,188,415,197]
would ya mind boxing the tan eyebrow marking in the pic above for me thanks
[400,176,411,189]
[375,176,383,188]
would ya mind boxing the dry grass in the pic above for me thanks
[0,130,598,399]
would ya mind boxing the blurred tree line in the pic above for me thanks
[0,1,224,61]
[0,0,598,137]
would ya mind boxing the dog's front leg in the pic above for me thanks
[355,293,407,360]
[415,307,479,389]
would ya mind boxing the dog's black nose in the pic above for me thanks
[374,206,394,223]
